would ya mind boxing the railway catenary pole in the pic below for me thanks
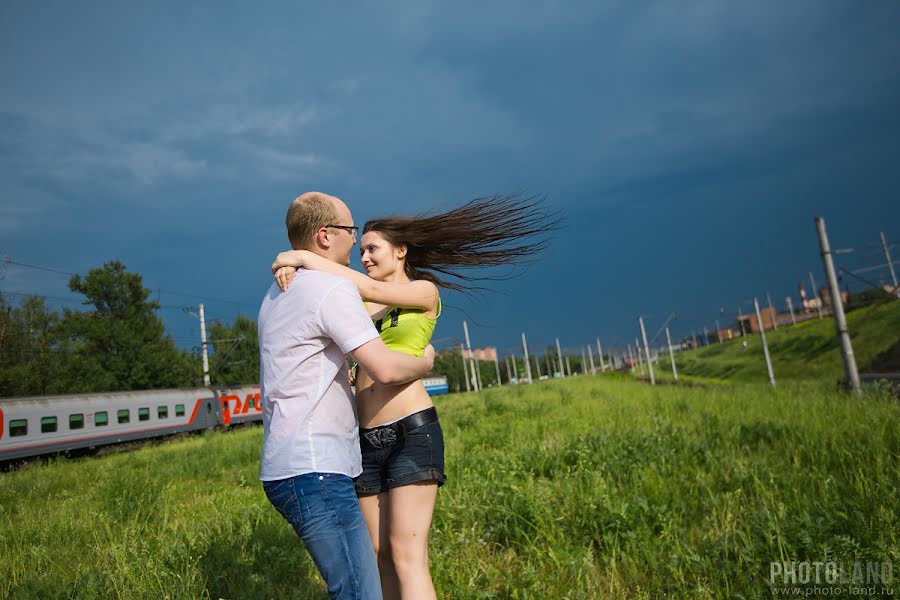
[545,352,553,378]
[565,356,572,377]
[715,319,722,343]
[881,231,900,299]
[665,326,678,381]
[459,343,471,393]
[639,315,655,385]
[505,356,512,384]
[767,292,779,330]
[494,354,502,387]
[521,333,533,384]
[555,338,565,378]
[512,353,519,382]
[627,343,635,372]
[753,297,776,388]
[534,351,543,379]
[199,303,211,386]
[816,217,861,393]
[635,338,645,375]
[587,344,595,374]
[809,271,824,319]
[786,296,797,326]
[463,321,479,392]
[596,337,605,372]
[581,348,587,375]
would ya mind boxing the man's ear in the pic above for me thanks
[315,227,331,249]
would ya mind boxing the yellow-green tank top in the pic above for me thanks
[365,298,441,357]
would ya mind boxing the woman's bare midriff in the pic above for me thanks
[355,371,434,428]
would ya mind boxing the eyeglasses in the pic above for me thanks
[326,224,359,237]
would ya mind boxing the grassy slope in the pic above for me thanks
[655,300,900,384]
[2,377,898,599]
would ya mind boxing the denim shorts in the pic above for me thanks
[354,409,446,495]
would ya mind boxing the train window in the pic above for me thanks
[10,419,27,437]
[139,407,150,421]
[118,409,130,424]
[175,404,185,417]
[158,406,168,419]
[69,414,84,430]
[95,411,108,426]
[41,416,57,433]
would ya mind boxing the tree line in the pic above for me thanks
[0,261,258,398]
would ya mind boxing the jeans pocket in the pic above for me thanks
[263,479,303,524]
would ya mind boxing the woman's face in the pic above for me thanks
[359,231,406,280]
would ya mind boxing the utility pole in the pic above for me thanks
[512,354,519,382]
[534,352,542,379]
[639,315,655,385]
[494,354,502,387]
[715,319,722,343]
[816,217,861,393]
[737,307,746,337]
[596,337,605,372]
[587,344,595,374]
[565,356,572,377]
[665,326,678,381]
[459,343,471,393]
[581,348,587,374]
[463,321,479,392]
[199,303,211,386]
[521,333,533,384]
[627,343,635,371]
[881,231,900,299]
[554,338,564,378]
[809,272,824,318]
[505,356,511,384]
[767,292,779,330]
[753,297,776,387]
[634,338,645,375]
[786,297,797,326]
[703,326,710,346]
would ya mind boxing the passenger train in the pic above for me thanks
[0,375,449,462]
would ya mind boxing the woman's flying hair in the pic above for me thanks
[362,194,562,292]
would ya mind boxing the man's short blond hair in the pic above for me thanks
[286,192,339,250]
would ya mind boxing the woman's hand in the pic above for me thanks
[271,250,308,273]
[274,266,297,292]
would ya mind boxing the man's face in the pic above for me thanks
[328,202,357,266]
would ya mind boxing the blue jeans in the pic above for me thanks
[263,473,382,600]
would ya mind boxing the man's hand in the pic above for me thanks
[423,344,435,371]
[275,266,298,292]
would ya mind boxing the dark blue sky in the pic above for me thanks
[2,2,899,358]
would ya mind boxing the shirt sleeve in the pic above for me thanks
[319,279,380,354]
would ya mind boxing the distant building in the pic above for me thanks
[463,346,497,361]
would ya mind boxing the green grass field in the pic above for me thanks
[653,300,900,385]
[2,375,898,599]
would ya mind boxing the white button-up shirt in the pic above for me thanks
[258,269,379,481]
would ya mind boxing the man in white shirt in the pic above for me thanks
[258,192,434,600]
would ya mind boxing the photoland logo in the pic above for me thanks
[769,560,894,596]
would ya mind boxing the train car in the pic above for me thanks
[0,388,222,462]
[0,376,447,462]
[423,375,449,396]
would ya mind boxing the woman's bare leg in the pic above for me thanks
[388,482,438,600]
[359,492,401,599]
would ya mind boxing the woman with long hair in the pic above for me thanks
[270,194,558,600]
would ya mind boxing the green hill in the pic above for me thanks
[654,300,900,384]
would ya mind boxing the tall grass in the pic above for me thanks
[1,377,898,598]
